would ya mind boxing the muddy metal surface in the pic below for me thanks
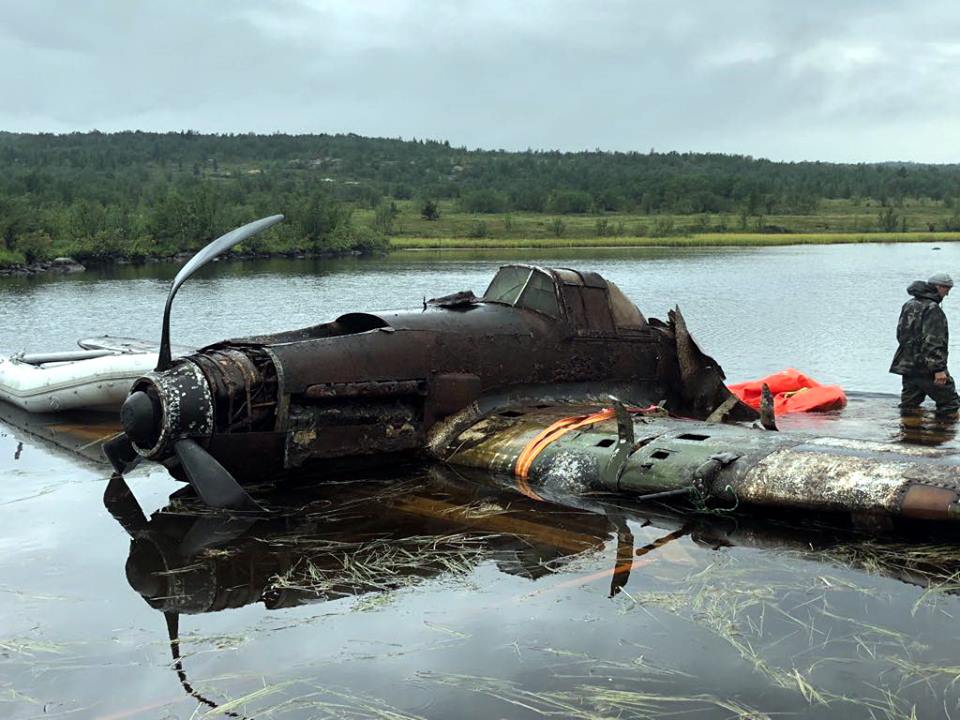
[1,393,960,719]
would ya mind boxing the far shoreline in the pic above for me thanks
[391,231,960,250]
[2,232,958,277]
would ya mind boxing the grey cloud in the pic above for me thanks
[0,0,958,161]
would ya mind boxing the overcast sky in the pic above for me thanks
[2,0,958,163]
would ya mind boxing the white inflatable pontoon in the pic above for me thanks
[0,336,191,413]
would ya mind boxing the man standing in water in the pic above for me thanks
[890,273,960,417]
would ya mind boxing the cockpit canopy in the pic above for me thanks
[483,265,646,332]
[484,266,560,317]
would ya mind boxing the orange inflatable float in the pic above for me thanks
[727,368,846,415]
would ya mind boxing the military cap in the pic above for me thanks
[928,273,954,288]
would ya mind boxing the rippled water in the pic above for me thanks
[2,245,960,719]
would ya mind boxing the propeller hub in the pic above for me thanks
[125,362,215,459]
[121,391,160,449]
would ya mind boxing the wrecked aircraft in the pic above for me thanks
[105,215,754,509]
[102,216,960,525]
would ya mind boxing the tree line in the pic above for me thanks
[2,130,960,265]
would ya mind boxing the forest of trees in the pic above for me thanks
[2,130,960,265]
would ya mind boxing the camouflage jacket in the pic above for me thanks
[890,281,949,376]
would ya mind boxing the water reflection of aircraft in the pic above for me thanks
[106,466,960,623]
[104,464,960,711]
[104,472,610,615]
[103,468,616,715]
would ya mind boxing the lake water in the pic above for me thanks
[2,245,960,719]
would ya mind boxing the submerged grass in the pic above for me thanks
[0,636,72,657]
[0,687,43,707]
[819,542,960,614]
[200,680,297,717]
[237,515,960,717]
[418,671,770,719]
[183,671,431,720]
[253,686,429,720]
[612,541,960,714]
[528,644,695,684]
[267,533,489,600]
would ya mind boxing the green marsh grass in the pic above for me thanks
[358,196,960,250]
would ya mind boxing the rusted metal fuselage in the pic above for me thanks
[118,266,753,487]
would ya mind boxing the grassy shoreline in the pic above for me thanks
[391,231,960,250]
[3,231,958,274]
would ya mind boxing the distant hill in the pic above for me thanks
[1,131,960,266]
[2,130,959,215]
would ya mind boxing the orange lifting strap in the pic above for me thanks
[514,408,616,480]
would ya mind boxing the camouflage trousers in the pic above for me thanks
[900,373,960,416]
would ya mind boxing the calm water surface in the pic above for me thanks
[2,245,960,719]
[4,242,960,391]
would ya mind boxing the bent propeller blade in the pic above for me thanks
[157,214,285,371]
[173,438,258,510]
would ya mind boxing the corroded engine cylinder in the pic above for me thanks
[126,348,279,460]
[191,348,279,435]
